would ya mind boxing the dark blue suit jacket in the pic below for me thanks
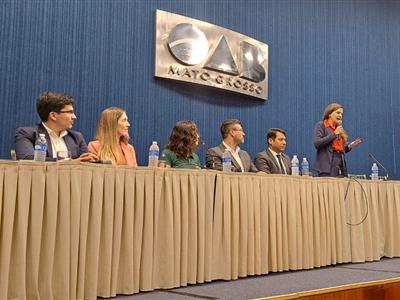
[313,121,351,175]
[15,123,88,161]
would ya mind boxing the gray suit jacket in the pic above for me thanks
[206,143,258,172]
[254,148,292,174]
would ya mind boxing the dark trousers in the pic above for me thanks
[318,152,347,177]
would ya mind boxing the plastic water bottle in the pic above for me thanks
[301,157,309,176]
[222,149,232,172]
[33,133,47,162]
[291,155,299,176]
[148,141,159,167]
[371,163,379,180]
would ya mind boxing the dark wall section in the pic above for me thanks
[1,0,399,177]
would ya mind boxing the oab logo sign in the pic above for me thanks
[155,10,268,100]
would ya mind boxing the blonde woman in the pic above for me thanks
[88,107,137,166]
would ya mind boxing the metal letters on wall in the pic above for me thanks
[155,10,269,100]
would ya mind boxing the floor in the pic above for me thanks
[105,257,400,300]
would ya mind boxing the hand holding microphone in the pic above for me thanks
[334,119,361,148]
[334,119,349,142]
[334,120,344,135]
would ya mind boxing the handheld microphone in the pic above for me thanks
[368,153,389,180]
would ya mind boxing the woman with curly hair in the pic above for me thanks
[88,107,137,166]
[159,120,201,169]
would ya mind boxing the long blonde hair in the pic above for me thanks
[95,107,129,164]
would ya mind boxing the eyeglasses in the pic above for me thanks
[56,110,75,114]
[232,128,244,132]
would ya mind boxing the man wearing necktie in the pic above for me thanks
[254,128,292,174]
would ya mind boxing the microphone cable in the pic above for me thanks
[343,177,369,226]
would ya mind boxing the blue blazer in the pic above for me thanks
[313,121,351,175]
[15,123,88,161]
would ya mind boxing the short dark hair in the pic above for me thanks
[220,119,241,139]
[36,91,74,121]
[267,128,286,143]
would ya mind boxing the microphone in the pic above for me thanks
[337,120,342,128]
[368,153,389,180]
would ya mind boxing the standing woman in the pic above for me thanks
[88,107,137,166]
[313,103,361,177]
[159,120,201,169]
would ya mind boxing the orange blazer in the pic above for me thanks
[88,140,137,167]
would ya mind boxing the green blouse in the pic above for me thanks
[160,148,201,169]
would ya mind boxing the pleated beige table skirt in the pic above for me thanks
[0,161,399,299]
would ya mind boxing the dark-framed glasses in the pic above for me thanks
[56,110,75,114]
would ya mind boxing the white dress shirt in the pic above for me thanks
[268,148,287,174]
[223,142,244,172]
[42,123,68,158]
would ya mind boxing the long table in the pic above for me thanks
[0,161,399,299]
